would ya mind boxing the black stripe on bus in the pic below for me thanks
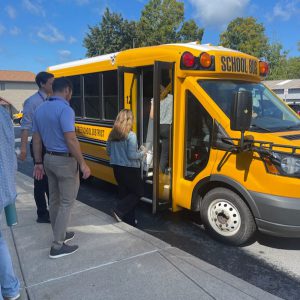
[83,153,110,167]
[75,119,113,128]
[78,136,107,147]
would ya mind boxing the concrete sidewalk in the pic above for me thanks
[1,172,282,300]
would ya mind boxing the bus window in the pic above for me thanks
[185,91,213,180]
[69,75,82,117]
[103,71,118,120]
[84,73,101,119]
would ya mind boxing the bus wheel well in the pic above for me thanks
[192,181,253,216]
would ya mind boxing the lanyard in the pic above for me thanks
[38,91,46,102]
[48,96,69,105]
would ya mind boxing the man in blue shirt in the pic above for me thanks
[20,72,54,223]
[0,106,20,300]
[32,77,90,259]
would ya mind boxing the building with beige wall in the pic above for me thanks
[0,70,37,116]
[264,79,300,104]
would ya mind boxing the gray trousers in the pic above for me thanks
[44,154,79,249]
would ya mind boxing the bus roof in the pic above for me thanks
[48,42,242,72]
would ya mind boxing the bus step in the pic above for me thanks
[140,197,152,204]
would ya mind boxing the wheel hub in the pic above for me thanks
[208,200,241,236]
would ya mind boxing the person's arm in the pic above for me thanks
[32,132,44,180]
[20,129,29,160]
[127,132,145,160]
[149,99,154,119]
[64,132,91,179]
[106,140,111,156]
[60,107,91,179]
[19,99,33,161]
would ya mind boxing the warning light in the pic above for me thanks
[181,52,195,68]
[199,52,212,68]
[259,61,269,77]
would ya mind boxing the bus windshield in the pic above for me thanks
[198,80,300,132]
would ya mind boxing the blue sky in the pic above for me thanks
[0,0,299,73]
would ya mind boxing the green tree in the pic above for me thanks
[137,0,204,46]
[137,0,183,46]
[83,8,137,56]
[177,19,204,43]
[220,17,269,58]
[286,57,300,79]
[265,43,288,80]
[83,1,204,56]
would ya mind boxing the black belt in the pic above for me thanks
[46,150,72,157]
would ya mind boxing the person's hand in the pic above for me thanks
[33,164,45,180]
[80,162,91,179]
[19,147,27,161]
[140,145,147,157]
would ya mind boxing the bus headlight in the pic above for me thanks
[261,152,300,177]
[280,156,300,174]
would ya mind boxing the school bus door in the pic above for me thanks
[152,61,174,213]
[118,67,139,133]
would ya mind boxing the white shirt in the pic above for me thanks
[151,94,173,125]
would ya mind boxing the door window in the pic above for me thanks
[185,90,213,180]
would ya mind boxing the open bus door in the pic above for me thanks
[152,61,174,213]
[118,67,139,133]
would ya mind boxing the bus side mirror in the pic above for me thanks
[230,91,253,132]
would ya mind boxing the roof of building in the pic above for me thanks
[0,70,36,83]
[264,79,300,90]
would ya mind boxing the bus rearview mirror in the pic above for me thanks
[230,91,253,132]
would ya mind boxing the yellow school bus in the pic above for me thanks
[48,42,300,245]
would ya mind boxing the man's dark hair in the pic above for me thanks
[35,71,54,88]
[52,77,73,93]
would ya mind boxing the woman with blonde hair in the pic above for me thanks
[107,109,146,226]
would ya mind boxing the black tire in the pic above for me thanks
[200,187,256,246]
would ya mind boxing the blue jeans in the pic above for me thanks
[0,222,20,299]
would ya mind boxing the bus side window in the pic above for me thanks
[103,71,118,120]
[69,75,82,117]
[84,73,101,119]
[184,91,213,180]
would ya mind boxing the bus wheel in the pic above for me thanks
[201,187,256,246]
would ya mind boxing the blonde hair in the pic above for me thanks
[108,109,134,141]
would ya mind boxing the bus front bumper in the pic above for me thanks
[250,191,300,238]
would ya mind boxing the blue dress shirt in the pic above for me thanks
[21,90,47,132]
[32,96,75,153]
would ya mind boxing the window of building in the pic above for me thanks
[69,75,82,117]
[272,89,284,94]
[0,83,5,90]
[84,73,101,119]
[103,71,118,120]
[289,88,300,94]
[184,91,213,180]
